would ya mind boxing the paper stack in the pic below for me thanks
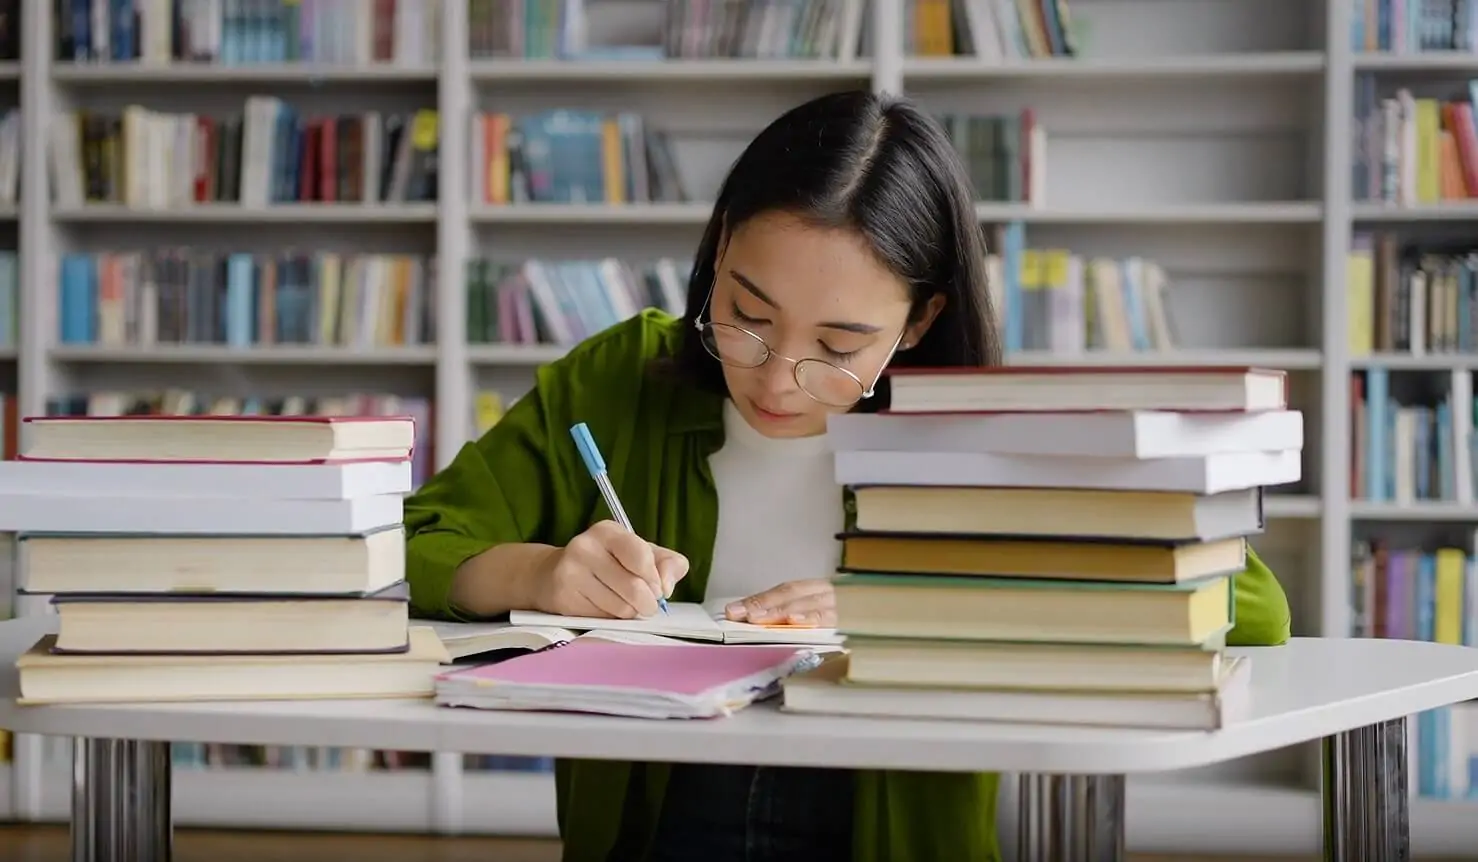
[784,365,1303,730]
[0,413,448,704]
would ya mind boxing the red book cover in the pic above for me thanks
[22,414,415,425]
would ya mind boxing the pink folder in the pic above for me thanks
[435,640,814,718]
[441,640,807,694]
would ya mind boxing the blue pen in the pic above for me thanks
[570,422,669,615]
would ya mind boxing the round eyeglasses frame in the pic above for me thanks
[691,277,906,408]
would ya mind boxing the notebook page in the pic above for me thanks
[701,597,845,646]
[578,630,689,646]
[508,602,724,640]
[425,621,580,659]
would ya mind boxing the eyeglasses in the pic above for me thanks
[693,279,905,408]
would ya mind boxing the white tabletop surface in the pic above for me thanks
[1,616,1477,774]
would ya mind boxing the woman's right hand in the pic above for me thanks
[531,520,690,619]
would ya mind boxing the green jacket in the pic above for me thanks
[403,308,1293,862]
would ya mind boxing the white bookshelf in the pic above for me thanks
[0,0,1473,855]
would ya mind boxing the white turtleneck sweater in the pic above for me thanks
[703,399,844,603]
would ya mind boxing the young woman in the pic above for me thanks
[404,90,1292,862]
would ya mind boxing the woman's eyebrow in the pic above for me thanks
[728,269,884,335]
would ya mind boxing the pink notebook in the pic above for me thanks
[434,640,815,719]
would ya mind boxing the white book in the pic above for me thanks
[0,493,403,535]
[833,449,1302,494]
[826,410,1304,459]
[0,458,412,500]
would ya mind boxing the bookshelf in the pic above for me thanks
[0,0,1471,856]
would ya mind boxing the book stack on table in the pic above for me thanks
[783,366,1304,730]
[0,414,448,705]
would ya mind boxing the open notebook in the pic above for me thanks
[426,599,841,660]
[435,639,820,719]
[510,599,841,646]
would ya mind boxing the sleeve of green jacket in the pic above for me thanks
[401,320,646,622]
[1227,545,1291,646]
[401,385,558,621]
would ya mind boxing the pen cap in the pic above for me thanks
[569,423,608,475]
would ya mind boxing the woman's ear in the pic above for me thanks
[901,294,947,349]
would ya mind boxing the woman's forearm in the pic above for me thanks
[448,542,559,617]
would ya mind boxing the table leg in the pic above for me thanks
[70,737,173,862]
[1016,773,1126,862]
[1321,715,1409,862]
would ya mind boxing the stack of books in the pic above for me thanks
[0,413,448,704]
[784,366,1304,730]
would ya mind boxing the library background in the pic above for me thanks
[0,0,1474,857]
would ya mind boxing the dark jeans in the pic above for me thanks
[647,762,855,862]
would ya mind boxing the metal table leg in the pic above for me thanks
[1322,716,1410,862]
[71,737,173,862]
[1016,773,1126,862]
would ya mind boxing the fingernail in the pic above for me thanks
[789,613,814,625]
[725,602,746,619]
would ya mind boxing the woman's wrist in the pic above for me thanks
[451,542,560,617]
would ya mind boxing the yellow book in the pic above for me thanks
[1416,98,1441,204]
[1434,548,1465,644]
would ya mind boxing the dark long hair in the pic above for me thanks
[663,89,1002,412]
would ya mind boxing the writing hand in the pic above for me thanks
[534,520,690,619]
[724,578,836,627]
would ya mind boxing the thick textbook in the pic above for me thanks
[20,413,415,462]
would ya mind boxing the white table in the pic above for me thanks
[1,617,1477,862]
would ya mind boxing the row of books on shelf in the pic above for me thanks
[1348,232,1477,356]
[988,224,1173,354]
[1352,79,1478,205]
[1351,367,1478,503]
[167,742,431,771]
[473,110,686,206]
[46,0,1478,72]
[911,0,1076,60]
[57,251,436,349]
[52,104,440,209]
[39,736,553,774]
[470,108,1043,207]
[471,0,867,61]
[1351,0,1478,54]
[38,733,558,774]
[467,257,685,346]
[942,111,1042,204]
[45,241,1173,357]
[463,241,1173,353]
[57,0,442,66]
[1350,536,1478,799]
[171,746,550,773]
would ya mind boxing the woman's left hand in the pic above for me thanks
[724,578,836,627]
